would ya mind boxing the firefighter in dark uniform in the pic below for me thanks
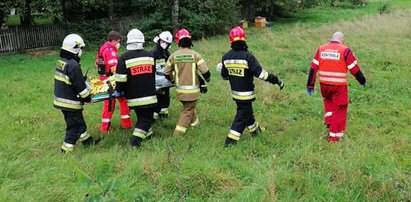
[220,26,284,147]
[115,29,157,147]
[152,31,173,119]
[54,33,94,152]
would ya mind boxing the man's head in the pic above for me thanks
[331,32,344,43]
[154,31,173,50]
[108,31,121,49]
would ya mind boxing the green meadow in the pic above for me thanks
[0,1,410,201]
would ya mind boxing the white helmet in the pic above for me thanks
[127,29,145,44]
[61,34,85,54]
[153,31,173,44]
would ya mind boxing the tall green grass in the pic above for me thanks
[0,5,410,202]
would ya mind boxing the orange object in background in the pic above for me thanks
[255,16,266,28]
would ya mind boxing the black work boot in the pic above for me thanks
[251,126,262,137]
[130,136,144,147]
[82,136,94,148]
[224,137,237,147]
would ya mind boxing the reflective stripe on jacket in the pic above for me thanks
[53,58,89,111]
[115,49,157,108]
[318,43,350,86]
[165,48,209,101]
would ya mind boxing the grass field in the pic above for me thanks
[1,1,411,201]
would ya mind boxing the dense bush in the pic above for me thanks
[64,0,371,43]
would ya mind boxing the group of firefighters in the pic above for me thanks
[53,26,366,152]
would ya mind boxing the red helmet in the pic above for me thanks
[175,28,191,44]
[229,26,246,43]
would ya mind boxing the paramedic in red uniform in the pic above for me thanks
[306,32,366,142]
[96,31,133,132]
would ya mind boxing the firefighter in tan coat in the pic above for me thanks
[165,28,210,136]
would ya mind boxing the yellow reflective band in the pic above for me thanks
[126,61,154,68]
[231,93,256,100]
[114,74,127,82]
[197,59,205,66]
[174,64,179,84]
[54,75,72,85]
[190,118,199,127]
[79,88,90,98]
[232,36,245,42]
[225,64,248,69]
[61,145,74,152]
[132,131,146,139]
[262,72,269,80]
[79,133,91,142]
[227,133,240,141]
[176,88,200,94]
[127,98,158,107]
[54,100,83,110]
[175,125,187,133]
[145,130,153,138]
[248,122,259,133]
[192,63,196,85]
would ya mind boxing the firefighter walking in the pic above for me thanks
[96,31,132,132]
[54,34,94,152]
[165,28,210,136]
[152,31,173,120]
[115,29,157,147]
[306,32,366,142]
[220,26,284,147]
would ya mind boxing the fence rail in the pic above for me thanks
[0,25,66,53]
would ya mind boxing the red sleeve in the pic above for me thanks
[345,48,360,75]
[103,48,118,68]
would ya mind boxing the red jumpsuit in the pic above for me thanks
[96,42,132,132]
[307,41,366,141]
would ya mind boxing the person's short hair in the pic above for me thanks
[107,31,121,42]
[178,38,192,48]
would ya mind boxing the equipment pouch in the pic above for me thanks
[97,56,106,75]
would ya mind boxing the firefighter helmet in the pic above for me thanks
[154,31,173,44]
[127,29,145,44]
[175,28,191,44]
[229,26,246,43]
[61,34,85,54]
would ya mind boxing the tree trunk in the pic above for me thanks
[107,0,114,19]
[171,0,180,34]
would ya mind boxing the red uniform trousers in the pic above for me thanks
[320,84,348,139]
[100,76,133,132]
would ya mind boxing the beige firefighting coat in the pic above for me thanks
[165,48,209,101]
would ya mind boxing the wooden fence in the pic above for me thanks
[0,25,66,53]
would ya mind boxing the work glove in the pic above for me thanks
[216,63,223,73]
[113,90,123,98]
[277,79,284,90]
[81,95,92,103]
[306,88,314,96]
[200,85,208,94]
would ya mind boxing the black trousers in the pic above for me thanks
[230,102,256,134]
[62,110,87,145]
[134,107,154,132]
[155,87,170,113]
